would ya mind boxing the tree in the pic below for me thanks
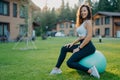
[92,0,120,15]
[85,0,92,6]
[57,0,66,20]
[64,2,72,20]
[92,2,99,15]
[118,0,120,11]
[97,0,111,11]
[47,8,57,31]
[110,0,120,12]
[70,4,78,22]
[33,0,79,36]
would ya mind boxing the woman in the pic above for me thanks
[50,5,100,79]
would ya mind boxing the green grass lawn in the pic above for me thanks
[0,37,120,80]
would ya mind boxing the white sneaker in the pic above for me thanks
[50,68,62,75]
[90,66,100,79]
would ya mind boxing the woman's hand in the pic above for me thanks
[65,43,74,48]
[73,48,79,53]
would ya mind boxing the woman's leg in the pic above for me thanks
[50,44,79,74]
[66,50,92,72]
[66,42,96,72]
[66,50,100,78]
[67,41,96,72]
[55,44,79,68]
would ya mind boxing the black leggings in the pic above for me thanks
[55,40,96,72]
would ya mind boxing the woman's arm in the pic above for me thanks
[78,20,92,49]
[72,36,85,45]
[65,36,85,48]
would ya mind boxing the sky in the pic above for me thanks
[31,0,79,9]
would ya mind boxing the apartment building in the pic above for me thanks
[0,0,39,42]
[93,11,120,38]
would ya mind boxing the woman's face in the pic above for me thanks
[81,6,88,19]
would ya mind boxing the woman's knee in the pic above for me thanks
[61,46,67,51]
[66,60,73,68]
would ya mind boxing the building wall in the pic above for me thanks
[93,15,120,37]
[56,21,76,36]
[0,0,39,41]
[0,0,25,40]
[113,17,120,37]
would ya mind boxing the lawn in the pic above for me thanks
[0,37,120,80]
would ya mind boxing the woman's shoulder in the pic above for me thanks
[85,20,92,24]
[84,20,92,28]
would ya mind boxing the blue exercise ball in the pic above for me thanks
[79,50,107,73]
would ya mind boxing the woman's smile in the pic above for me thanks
[81,7,88,19]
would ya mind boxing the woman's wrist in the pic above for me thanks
[72,41,76,45]
[71,42,74,45]
[78,46,82,50]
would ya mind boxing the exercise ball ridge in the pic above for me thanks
[79,50,107,73]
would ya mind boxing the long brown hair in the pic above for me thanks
[76,5,92,27]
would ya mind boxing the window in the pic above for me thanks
[0,24,3,36]
[0,22,9,36]
[20,6,26,18]
[95,18,100,25]
[60,30,64,34]
[101,17,103,25]
[13,3,17,17]
[69,30,74,36]
[105,16,110,24]
[0,2,3,14]
[0,1,9,16]
[60,24,64,28]
[70,23,74,28]
[105,28,110,36]
[66,23,68,28]
[95,29,100,36]
[19,25,27,36]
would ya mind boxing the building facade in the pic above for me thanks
[0,0,39,42]
[93,12,120,38]
[56,20,76,36]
